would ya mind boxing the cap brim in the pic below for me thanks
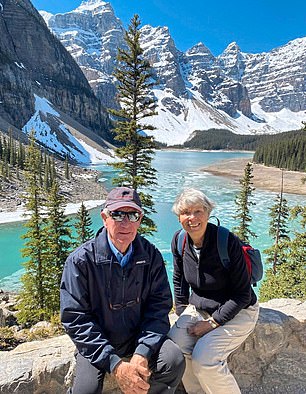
[106,201,142,212]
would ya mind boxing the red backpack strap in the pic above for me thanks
[241,244,253,279]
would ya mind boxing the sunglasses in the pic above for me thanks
[110,210,141,222]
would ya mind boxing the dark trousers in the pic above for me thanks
[68,338,185,394]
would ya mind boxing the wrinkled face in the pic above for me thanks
[101,207,142,253]
[179,204,209,239]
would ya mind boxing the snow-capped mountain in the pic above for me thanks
[0,0,112,163]
[41,0,306,145]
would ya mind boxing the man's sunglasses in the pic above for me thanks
[110,211,141,222]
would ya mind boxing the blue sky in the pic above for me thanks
[31,0,306,55]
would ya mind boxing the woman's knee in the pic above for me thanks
[168,325,196,354]
[191,338,222,370]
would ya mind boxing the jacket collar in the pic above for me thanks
[94,226,150,266]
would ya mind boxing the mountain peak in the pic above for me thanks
[75,0,110,13]
[186,42,213,56]
[223,41,241,54]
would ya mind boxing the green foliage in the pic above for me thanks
[43,180,73,313]
[183,129,261,150]
[260,205,306,301]
[253,127,306,171]
[232,162,257,242]
[0,327,24,350]
[18,133,49,325]
[65,155,70,180]
[263,181,290,274]
[74,202,95,246]
[182,128,306,157]
[17,133,73,325]
[109,14,158,235]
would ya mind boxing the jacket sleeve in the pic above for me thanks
[60,252,122,373]
[171,232,190,316]
[211,233,253,325]
[134,245,172,360]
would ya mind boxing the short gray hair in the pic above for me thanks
[172,188,215,216]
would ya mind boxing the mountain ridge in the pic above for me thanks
[41,0,306,145]
[0,0,112,163]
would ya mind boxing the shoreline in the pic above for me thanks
[0,200,105,225]
[0,158,305,225]
[201,158,306,195]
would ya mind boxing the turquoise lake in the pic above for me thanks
[0,150,305,291]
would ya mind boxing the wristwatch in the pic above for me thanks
[207,318,219,329]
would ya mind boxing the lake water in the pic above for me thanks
[0,150,305,291]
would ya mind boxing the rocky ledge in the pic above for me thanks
[0,299,305,394]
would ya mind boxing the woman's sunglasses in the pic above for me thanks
[110,211,141,222]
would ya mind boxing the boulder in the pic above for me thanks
[0,299,305,393]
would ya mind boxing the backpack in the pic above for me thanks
[176,225,263,286]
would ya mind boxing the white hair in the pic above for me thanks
[172,188,215,216]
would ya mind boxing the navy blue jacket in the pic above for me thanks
[60,227,172,373]
[171,223,257,325]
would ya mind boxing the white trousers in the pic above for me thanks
[168,303,259,394]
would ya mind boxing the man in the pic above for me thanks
[60,187,185,394]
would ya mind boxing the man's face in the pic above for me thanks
[101,207,142,253]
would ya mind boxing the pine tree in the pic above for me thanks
[65,155,70,180]
[260,204,306,301]
[43,180,72,315]
[74,202,95,246]
[259,173,292,300]
[263,171,290,273]
[18,134,48,325]
[232,162,257,242]
[109,14,158,235]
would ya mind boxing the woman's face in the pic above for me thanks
[179,204,209,239]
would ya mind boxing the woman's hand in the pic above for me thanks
[187,320,215,337]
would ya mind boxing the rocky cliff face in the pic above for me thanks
[0,0,110,146]
[43,1,125,110]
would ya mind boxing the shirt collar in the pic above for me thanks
[107,233,133,267]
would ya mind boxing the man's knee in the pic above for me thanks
[159,339,185,377]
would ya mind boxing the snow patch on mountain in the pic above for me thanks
[40,3,306,146]
[22,95,112,164]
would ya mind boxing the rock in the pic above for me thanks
[230,299,306,393]
[0,335,75,394]
[0,299,305,393]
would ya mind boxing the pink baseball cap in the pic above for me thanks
[104,187,142,212]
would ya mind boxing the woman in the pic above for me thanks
[168,188,259,394]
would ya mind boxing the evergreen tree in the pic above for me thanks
[0,136,3,160]
[65,155,70,180]
[232,162,257,242]
[260,204,306,301]
[18,134,48,325]
[43,180,72,315]
[109,14,158,235]
[263,171,290,273]
[74,202,95,246]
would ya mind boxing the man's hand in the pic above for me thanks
[130,354,151,382]
[113,358,150,394]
